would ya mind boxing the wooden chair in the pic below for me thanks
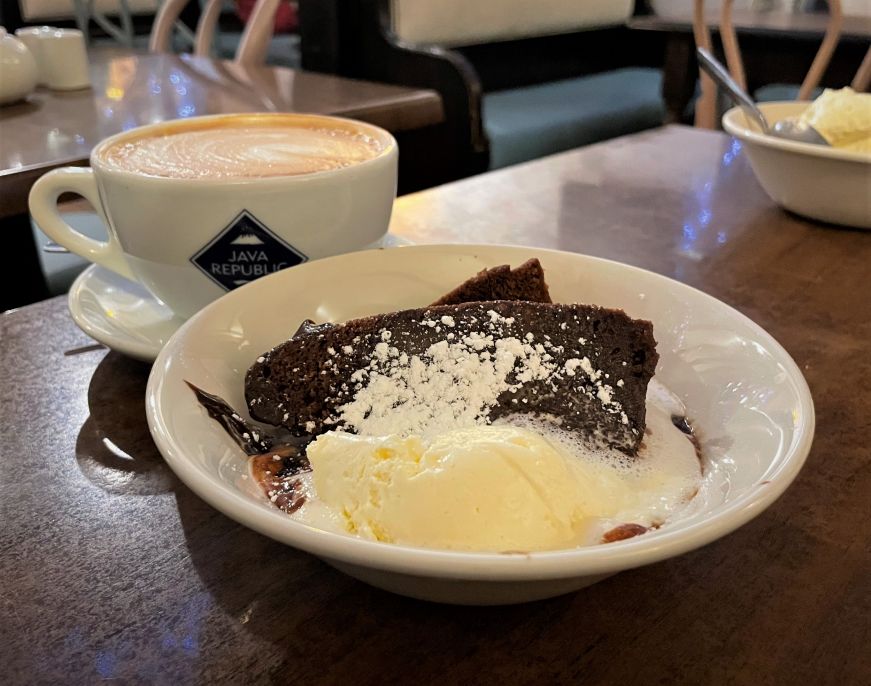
[150,0,281,64]
[692,0,868,129]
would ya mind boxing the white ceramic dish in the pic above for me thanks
[67,234,412,362]
[69,264,184,362]
[146,244,814,605]
[722,101,871,229]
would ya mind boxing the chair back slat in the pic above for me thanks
[692,0,718,129]
[852,46,871,92]
[150,0,281,64]
[148,0,187,53]
[194,0,225,56]
[720,0,746,91]
[235,0,282,65]
[798,0,843,100]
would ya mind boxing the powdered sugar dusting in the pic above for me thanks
[334,310,629,440]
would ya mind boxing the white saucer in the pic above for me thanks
[68,265,185,362]
[67,234,413,362]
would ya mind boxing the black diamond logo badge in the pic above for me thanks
[191,210,307,291]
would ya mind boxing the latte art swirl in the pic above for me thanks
[101,124,385,179]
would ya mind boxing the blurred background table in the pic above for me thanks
[0,46,443,311]
[631,8,871,122]
[632,7,871,39]
[0,46,444,216]
[2,124,868,684]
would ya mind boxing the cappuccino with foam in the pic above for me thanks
[99,116,385,179]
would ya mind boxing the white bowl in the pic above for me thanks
[722,101,871,229]
[146,244,814,605]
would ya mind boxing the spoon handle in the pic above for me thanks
[696,47,770,134]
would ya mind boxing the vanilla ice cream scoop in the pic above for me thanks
[798,88,871,153]
[308,426,607,551]
[305,415,700,552]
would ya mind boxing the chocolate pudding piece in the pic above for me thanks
[431,258,552,306]
[245,301,658,455]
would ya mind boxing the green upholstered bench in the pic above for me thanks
[299,0,667,184]
[484,67,664,169]
[755,84,823,102]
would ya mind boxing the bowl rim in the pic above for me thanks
[146,243,815,581]
[722,101,871,164]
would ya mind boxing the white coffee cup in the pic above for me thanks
[29,113,398,319]
[40,28,90,91]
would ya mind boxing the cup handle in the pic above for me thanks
[28,167,136,281]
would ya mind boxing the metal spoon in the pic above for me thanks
[43,241,70,253]
[696,47,829,146]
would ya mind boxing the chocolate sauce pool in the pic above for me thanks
[186,382,311,513]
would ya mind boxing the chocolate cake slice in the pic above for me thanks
[431,258,552,306]
[245,301,657,455]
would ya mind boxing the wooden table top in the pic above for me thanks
[0,47,444,219]
[631,8,871,40]
[2,126,869,684]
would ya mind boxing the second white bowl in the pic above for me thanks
[722,101,871,229]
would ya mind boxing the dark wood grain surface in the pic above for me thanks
[2,126,869,685]
[0,46,444,219]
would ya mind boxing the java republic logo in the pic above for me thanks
[191,210,307,291]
